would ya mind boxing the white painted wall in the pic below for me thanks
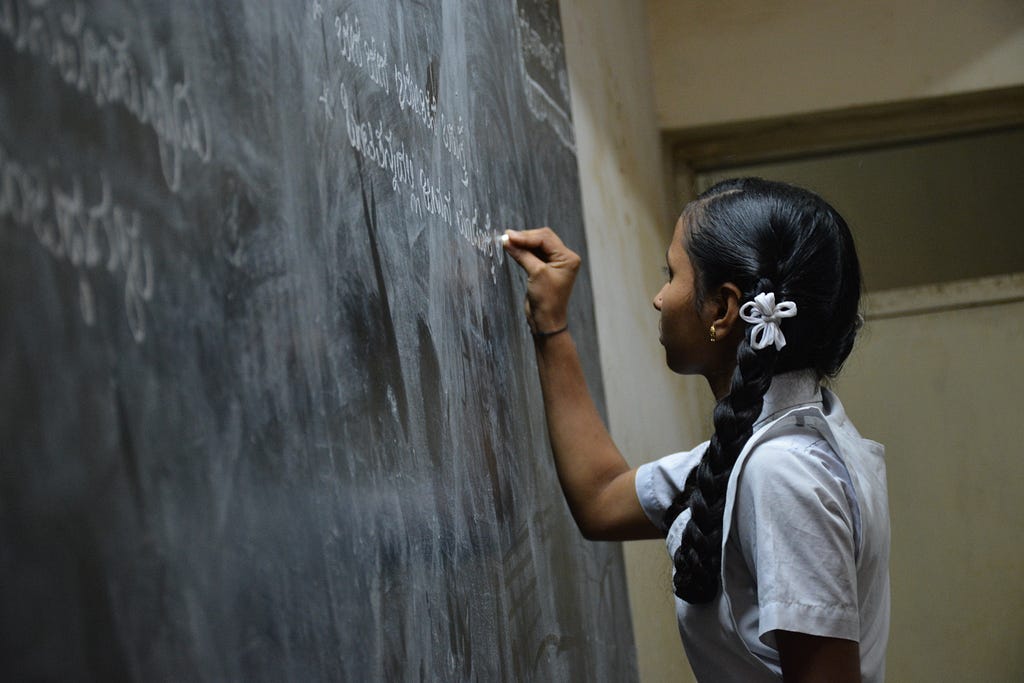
[646,0,1024,128]
[559,1,710,681]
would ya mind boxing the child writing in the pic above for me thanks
[502,178,890,682]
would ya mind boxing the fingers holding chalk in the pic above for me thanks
[501,227,580,333]
[501,229,548,277]
[504,228,580,271]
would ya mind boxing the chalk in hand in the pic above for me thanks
[500,232,510,245]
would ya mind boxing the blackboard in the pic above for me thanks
[0,0,636,680]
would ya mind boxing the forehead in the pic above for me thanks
[672,215,686,238]
[668,216,688,261]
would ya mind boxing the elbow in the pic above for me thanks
[574,511,616,542]
[565,468,647,541]
[578,522,602,542]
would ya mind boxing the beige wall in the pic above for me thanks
[647,0,1024,128]
[836,289,1024,682]
[559,1,710,681]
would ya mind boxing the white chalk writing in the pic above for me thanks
[317,6,501,273]
[332,11,468,183]
[338,83,417,194]
[513,0,574,151]
[337,84,500,264]
[0,143,155,342]
[517,9,559,75]
[336,13,390,95]
[392,60,436,129]
[0,0,212,193]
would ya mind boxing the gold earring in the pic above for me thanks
[709,324,717,343]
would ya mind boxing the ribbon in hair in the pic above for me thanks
[739,292,798,351]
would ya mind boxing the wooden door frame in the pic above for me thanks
[663,85,1024,207]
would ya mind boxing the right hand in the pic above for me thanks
[502,228,581,334]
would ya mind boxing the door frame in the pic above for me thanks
[663,85,1024,209]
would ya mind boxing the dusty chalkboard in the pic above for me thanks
[0,0,636,680]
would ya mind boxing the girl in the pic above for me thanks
[502,178,890,682]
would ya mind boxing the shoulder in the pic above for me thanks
[734,425,858,539]
[739,426,846,493]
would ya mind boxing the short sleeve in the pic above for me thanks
[733,433,860,646]
[634,442,707,533]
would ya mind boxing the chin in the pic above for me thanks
[665,352,700,376]
[663,353,682,374]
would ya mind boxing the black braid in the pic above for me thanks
[670,281,779,603]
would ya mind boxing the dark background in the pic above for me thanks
[0,0,636,680]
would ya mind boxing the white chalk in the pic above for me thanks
[500,233,510,245]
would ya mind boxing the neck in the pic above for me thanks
[706,366,734,401]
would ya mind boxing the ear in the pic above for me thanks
[708,282,744,341]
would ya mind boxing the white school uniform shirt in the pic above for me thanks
[635,370,890,682]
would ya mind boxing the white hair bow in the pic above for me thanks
[739,292,798,351]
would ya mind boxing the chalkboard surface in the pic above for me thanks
[0,0,636,680]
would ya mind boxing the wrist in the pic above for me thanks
[531,323,569,339]
[527,308,569,336]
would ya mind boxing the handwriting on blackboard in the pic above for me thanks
[517,10,559,74]
[316,6,503,275]
[337,83,495,257]
[0,143,154,341]
[0,0,211,193]
[513,0,574,151]
[336,11,469,177]
[337,12,390,96]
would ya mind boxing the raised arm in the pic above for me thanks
[502,228,660,541]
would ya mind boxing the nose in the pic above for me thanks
[652,291,662,311]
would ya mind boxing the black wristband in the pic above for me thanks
[531,324,569,339]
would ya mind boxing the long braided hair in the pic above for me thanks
[665,178,863,604]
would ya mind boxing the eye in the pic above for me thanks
[661,266,672,281]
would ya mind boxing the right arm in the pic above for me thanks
[503,228,661,541]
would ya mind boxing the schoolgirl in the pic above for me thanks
[502,178,890,682]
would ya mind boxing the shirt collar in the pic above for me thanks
[752,369,823,430]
